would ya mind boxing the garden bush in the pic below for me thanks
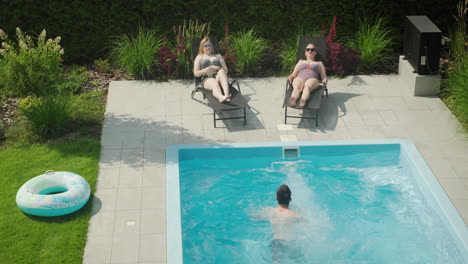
[93,58,110,73]
[19,95,76,139]
[442,54,468,132]
[0,1,456,63]
[55,66,88,94]
[231,29,268,75]
[110,28,163,79]
[0,28,63,97]
[346,16,395,71]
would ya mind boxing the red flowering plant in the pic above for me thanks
[219,24,238,76]
[156,35,177,79]
[324,16,361,77]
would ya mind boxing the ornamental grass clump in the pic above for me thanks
[450,0,467,64]
[110,28,163,79]
[347,16,394,71]
[231,29,268,75]
[0,28,63,97]
[19,95,76,139]
[172,19,211,78]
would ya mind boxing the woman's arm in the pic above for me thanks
[319,61,328,85]
[219,55,229,74]
[288,60,302,81]
[193,55,208,77]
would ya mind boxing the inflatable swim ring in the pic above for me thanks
[16,170,91,217]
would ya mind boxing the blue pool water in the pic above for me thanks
[167,141,468,264]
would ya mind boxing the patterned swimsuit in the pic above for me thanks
[297,62,320,81]
[199,55,222,87]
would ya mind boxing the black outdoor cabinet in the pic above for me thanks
[403,16,442,75]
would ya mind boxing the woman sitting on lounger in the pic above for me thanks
[193,37,231,103]
[287,43,328,108]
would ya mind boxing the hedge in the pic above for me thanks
[0,0,458,63]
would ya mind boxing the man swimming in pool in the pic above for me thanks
[252,185,304,263]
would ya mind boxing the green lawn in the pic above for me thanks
[0,138,100,264]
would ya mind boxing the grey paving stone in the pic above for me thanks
[139,234,167,262]
[111,233,139,263]
[83,235,112,264]
[97,167,120,189]
[119,167,143,188]
[142,166,165,187]
[140,209,166,234]
[114,210,140,235]
[100,149,122,168]
[116,188,142,210]
[88,210,116,236]
[141,187,166,210]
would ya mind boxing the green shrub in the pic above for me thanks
[110,28,163,79]
[19,95,76,138]
[55,66,88,93]
[93,58,110,73]
[231,29,268,75]
[72,91,106,125]
[442,53,468,132]
[0,28,63,97]
[346,16,394,71]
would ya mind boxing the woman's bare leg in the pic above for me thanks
[216,69,231,101]
[299,78,320,107]
[204,78,228,103]
[289,77,305,106]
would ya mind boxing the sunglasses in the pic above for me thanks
[305,48,316,52]
[204,44,213,48]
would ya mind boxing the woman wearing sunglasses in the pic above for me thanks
[193,37,231,103]
[287,43,328,108]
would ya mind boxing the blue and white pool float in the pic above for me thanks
[16,170,91,217]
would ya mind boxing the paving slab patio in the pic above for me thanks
[83,75,468,264]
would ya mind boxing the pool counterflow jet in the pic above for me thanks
[283,147,300,159]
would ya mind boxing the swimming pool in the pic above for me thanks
[167,140,468,263]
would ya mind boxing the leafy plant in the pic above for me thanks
[19,95,76,138]
[93,58,110,73]
[231,29,268,75]
[55,66,88,93]
[346,16,394,71]
[0,28,63,97]
[157,44,178,78]
[110,28,163,79]
[441,53,468,132]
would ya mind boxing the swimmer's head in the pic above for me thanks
[276,184,292,206]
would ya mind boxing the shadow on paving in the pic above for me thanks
[100,113,228,168]
[190,79,264,132]
[297,92,362,132]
